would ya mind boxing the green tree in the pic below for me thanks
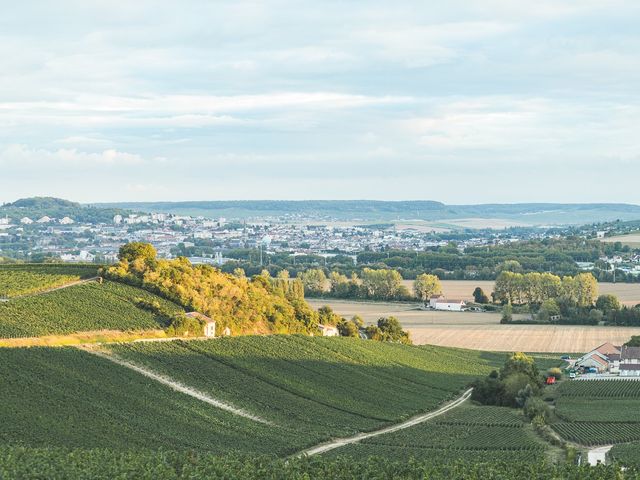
[413,274,442,303]
[501,303,513,323]
[625,335,640,347]
[337,319,359,337]
[472,287,490,304]
[297,268,327,296]
[596,294,621,313]
[118,242,157,262]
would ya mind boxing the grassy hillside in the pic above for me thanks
[1,338,506,455]
[0,281,182,338]
[325,403,551,463]
[552,380,640,445]
[0,264,98,298]
[0,347,295,453]
[106,337,506,444]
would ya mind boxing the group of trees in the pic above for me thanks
[493,271,598,307]
[297,268,443,303]
[298,268,413,301]
[472,353,546,413]
[105,243,319,335]
[107,242,413,342]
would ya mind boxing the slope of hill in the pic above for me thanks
[0,280,182,338]
[96,200,640,224]
[0,197,129,223]
[105,337,506,443]
[552,380,640,446]
[1,339,505,454]
[325,403,552,463]
[0,264,98,298]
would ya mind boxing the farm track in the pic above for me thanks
[294,388,473,457]
[78,345,273,425]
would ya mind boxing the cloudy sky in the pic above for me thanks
[1,1,639,204]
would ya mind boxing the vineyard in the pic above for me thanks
[325,403,551,462]
[0,281,182,338]
[552,380,640,445]
[0,264,98,298]
[0,347,299,454]
[0,449,632,480]
[106,337,508,444]
[610,441,640,467]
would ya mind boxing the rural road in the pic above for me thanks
[295,388,473,457]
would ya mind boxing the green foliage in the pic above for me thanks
[297,268,327,296]
[118,242,158,263]
[104,248,319,335]
[0,264,98,298]
[376,316,411,344]
[0,448,634,479]
[523,397,551,422]
[413,273,442,303]
[472,286,490,304]
[0,281,182,337]
[472,353,541,407]
[494,271,597,307]
[165,313,206,337]
[596,294,622,313]
[501,303,513,323]
[337,318,359,337]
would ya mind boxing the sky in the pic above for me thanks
[1,0,640,204]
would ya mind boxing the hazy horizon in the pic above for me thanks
[2,1,639,204]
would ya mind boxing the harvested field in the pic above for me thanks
[306,299,502,326]
[601,234,640,248]
[401,280,640,307]
[407,325,640,353]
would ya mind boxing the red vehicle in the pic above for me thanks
[546,376,557,385]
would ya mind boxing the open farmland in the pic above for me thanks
[407,325,640,352]
[0,280,183,338]
[552,380,640,446]
[307,299,502,326]
[326,403,553,462]
[411,280,640,307]
[602,233,640,248]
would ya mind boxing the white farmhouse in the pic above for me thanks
[36,216,52,223]
[185,312,216,338]
[59,216,74,225]
[429,295,466,311]
[20,217,33,224]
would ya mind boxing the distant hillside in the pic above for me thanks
[1,197,129,223]
[95,200,640,225]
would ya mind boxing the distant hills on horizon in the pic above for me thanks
[4,197,640,227]
[94,199,640,226]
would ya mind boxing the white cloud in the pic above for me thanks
[0,144,156,167]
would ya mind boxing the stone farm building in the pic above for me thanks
[185,312,216,338]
